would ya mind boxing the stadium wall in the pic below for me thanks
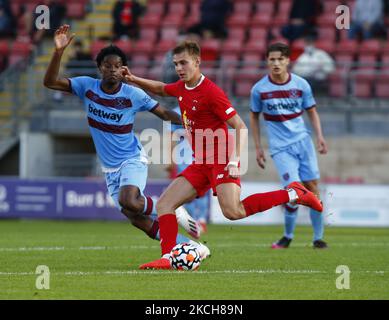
[0,178,388,227]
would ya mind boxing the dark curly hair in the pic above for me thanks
[96,45,128,67]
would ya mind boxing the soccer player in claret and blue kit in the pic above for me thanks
[43,25,211,257]
[123,40,324,270]
[250,43,329,249]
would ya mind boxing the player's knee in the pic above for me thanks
[221,206,241,220]
[156,196,175,214]
[119,195,143,213]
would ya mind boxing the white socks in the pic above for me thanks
[287,188,298,202]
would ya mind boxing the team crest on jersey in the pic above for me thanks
[283,173,290,181]
[290,89,300,99]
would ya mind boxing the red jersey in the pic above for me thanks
[164,75,237,164]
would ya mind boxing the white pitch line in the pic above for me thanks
[0,242,389,253]
[0,270,385,276]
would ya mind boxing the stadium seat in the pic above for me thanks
[130,53,150,67]
[226,12,251,28]
[381,54,389,70]
[233,70,264,97]
[9,41,33,66]
[328,70,348,97]
[146,0,166,15]
[315,40,335,55]
[316,13,337,27]
[247,27,267,42]
[232,1,253,14]
[242,39,267,55]
[316,26,337,42]
[357,54,378,71]
[113,40,132,57]
[335,40,359,55]
[278,0,293,15]
[161,15,184,27]
[166,1,188,16]
[139,27,158,44]
[148,65,163,79]
[90,40,109,59]
[66,2,87,19]
[160,27,179,41]
[201,38,221,64]
[254,1,275,15]
[219,52,240,72]
[358,39,382,58]
[250,12,272,28]
[228,27,246,41]
[131,39,154,55]
[375,72,389,98]
[240,52,262,71]
[155,39,177,54]
[138,13,162,28]
[321,0,341,13]
[221,39,244,54]
[352,71,376,98]
[0,41,9,56]
[129,66,148,79]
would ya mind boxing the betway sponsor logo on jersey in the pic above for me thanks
[266,100,299,111]
[88,105,123,123]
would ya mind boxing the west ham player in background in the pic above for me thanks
[43,25,209,257]
[250,43,328,249]
[123,40,324,270]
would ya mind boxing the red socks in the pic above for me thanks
[159,214,178,255]
[242,190,289,217]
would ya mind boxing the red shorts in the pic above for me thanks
[178,163,241,197]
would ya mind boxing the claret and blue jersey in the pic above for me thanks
[68,76,159,170]
[250,73,316,155]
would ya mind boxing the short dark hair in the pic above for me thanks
[266,43,290,57]
[96,45,128,67]
[173,40,201,57]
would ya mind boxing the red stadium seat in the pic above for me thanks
[328,71,348,97]
[242,39,267,55]
[375,72,389,98]
[352,71,376,98]
[161,15,184,27]
[166,1,187,16]
[148,65,163,79]
[335,40,359,55]
[315,40,335,55]
[130,53,150,67]
[240,52,262,71]
[201,38,221,63]
[226,12,250,28]
[9,41,33,65]
[317,26,336,42]
[254,1,275,15]
[228,27,246,41]
[155,39,176,54]
[129,66,148,78]
[160,27,179,41]
[139,13,162,28]
[139,27,158,43]
[357,54,378,71]
[278,0,292,14]
[233,70,265,97]
[113,40,132,57]
[221,39,244,54]
[316,13,337,27]
[232,1,253,14]
[146,1,166,15]
[90,40,109,59]
[247,27,267,42]
[66,2,87,19]
[219,52,240,72]
[250,12,272,27]
[358,40,381,57]
[132,39,154,55]
[381,54,389,70]
[0,41,9,56]
[322,0,341,13]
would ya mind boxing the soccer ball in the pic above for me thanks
[169,243,201,271]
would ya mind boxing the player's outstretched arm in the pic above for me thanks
[122,66,169,96]
[249,111,266,169]
[43,25,75,92]
[150,105,182,125]
[306,106,328,154]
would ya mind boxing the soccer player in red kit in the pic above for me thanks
[122,41,323,270]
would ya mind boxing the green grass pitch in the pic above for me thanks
[0,220,388,300]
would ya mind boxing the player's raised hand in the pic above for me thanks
[256,148,266,169]
[54,25,75,52]
[317,136,328,154]
[121,66,134,82]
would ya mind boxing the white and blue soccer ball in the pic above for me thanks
[169,243,202,271]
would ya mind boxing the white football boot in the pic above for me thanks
[189,240,211,260]
[175,206,201,239]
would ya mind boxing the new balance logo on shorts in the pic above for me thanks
[216,174,224,179]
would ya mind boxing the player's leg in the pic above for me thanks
[139,165,211,269]
[271,149,301,248]
[299,136,327,249]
